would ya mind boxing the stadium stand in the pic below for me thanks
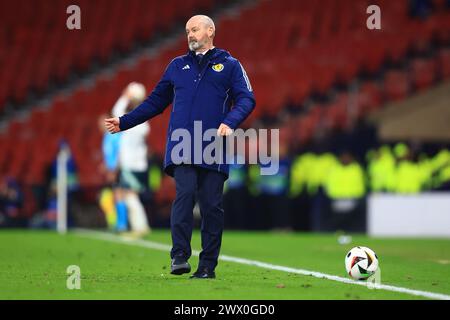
[0,0,216,110]
[0,0,449,227]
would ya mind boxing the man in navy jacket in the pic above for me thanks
[105,15,255,278]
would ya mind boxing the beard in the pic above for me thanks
[189,38,205,51]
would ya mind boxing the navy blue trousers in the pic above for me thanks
[170,165,226,270]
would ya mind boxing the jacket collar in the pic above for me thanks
[187,47,229,64]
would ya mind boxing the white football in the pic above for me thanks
[345,246,379,280]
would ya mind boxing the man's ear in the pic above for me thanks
[207,26,214,38]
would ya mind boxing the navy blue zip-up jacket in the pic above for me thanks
[119,48,256,177]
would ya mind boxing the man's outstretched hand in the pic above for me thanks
[105,117,121,133]
[217,123,233,136]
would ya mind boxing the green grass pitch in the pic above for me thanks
[0,229,449,300]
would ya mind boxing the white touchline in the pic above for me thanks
[73,229,450,300]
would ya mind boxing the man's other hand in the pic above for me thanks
[217,123,233,136]
[105,117,121,133]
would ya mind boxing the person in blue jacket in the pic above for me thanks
[105,15,255,279]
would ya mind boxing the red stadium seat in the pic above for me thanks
[438,48,450,80]
[410,58,437,91]
[384,70,410,101]
[0,0,214,113]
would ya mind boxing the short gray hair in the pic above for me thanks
[192,15,216,37]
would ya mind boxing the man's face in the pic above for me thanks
[186,18,211,51]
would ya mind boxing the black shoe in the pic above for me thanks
[189,267,216,279]
[170,257,191,275]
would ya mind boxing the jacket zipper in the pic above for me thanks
[188,59,216,124]
[190,55,225,173]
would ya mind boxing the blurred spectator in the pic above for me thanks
[321,152,367,232]
[289,153,314,231]
[223,154,248,230]
[0,176,24,227]
[98,113,121,231]
[110,82,151,237]
[143,156,163,225]
[306,152,338,195]
[29,142,78,229]
[48,141,79,193]
[393,147,425,194]
[250,145,292,231]
[431,148,450,190]
[325,152,366,200]
[366,145,396,192]
[29,182,57,229]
